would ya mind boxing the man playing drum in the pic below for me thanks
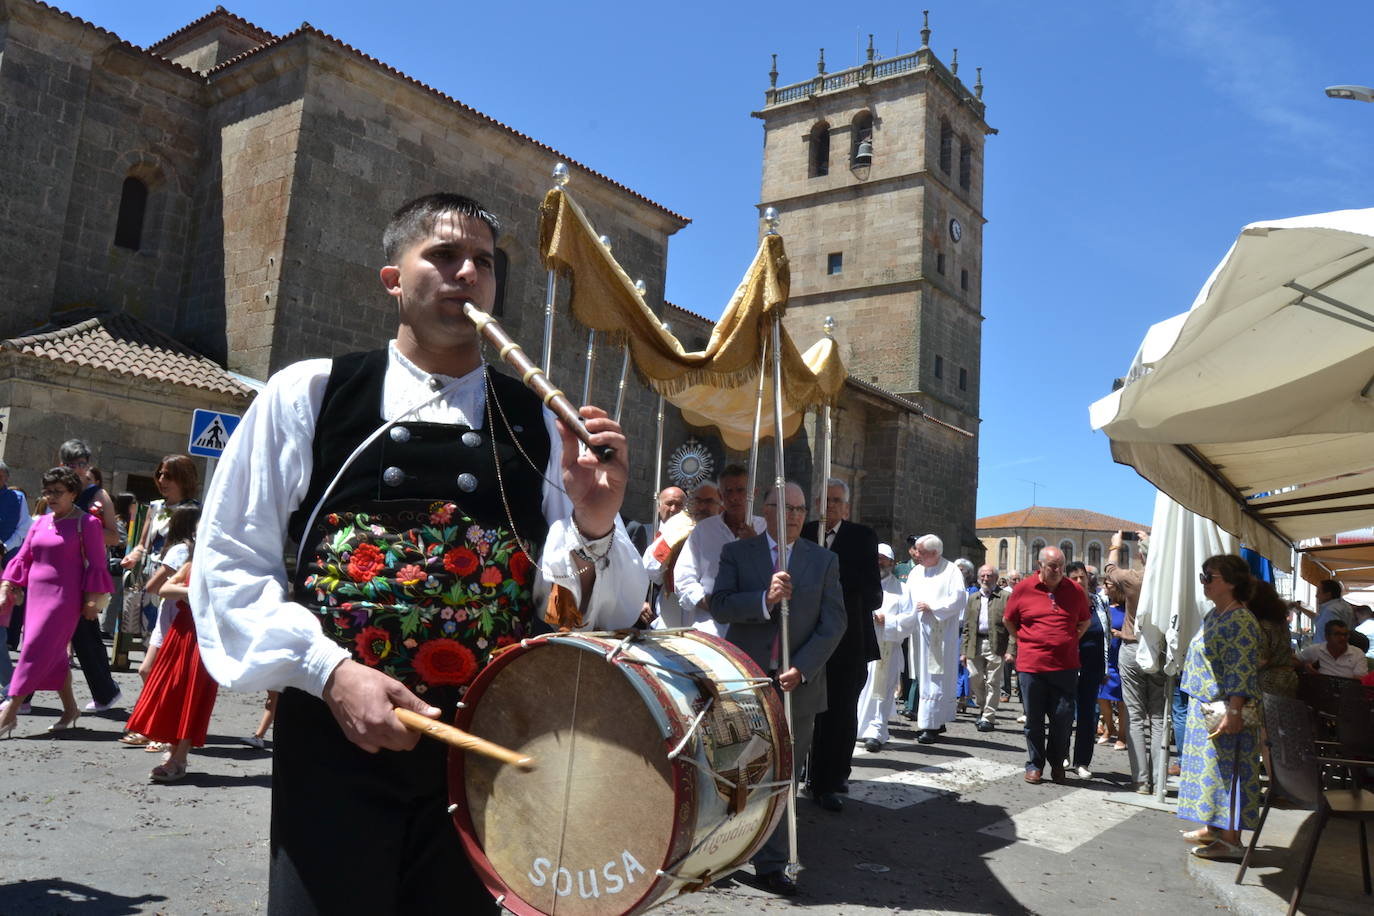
[191,193,646,914]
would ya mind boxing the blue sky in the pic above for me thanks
[53,0,1374,527]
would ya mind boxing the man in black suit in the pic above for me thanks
[713,481,846,896]
[802,478,882,812]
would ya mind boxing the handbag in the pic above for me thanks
[1202,697,1260,732]
[76,512,112,616]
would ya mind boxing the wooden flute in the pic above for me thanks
[463,302,615,463]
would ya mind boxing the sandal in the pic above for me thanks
[119,732,150,746]
[1095,735,1113,745]
[150,759,187,783]
[1113,740,1128,751]
[1190,839,1243,860]
[145,741,169,753]
[1181,827,1217,844]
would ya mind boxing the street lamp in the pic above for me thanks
[1326,85,1374,102]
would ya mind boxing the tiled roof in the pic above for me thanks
[202,22,690,226]
[976,506,1151,533]
[2,311,254,399]
[30,0,201,78]
[664,300,715,327]
[146,5,277,53]
[843,377,976,438]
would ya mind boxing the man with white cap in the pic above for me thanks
[856,543,908,751]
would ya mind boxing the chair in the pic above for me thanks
[1236,693,1374,915]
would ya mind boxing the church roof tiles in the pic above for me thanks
[2,311,255,399]
[976,506,1150,533]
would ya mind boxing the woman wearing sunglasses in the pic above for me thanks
[1176,554,1262,860]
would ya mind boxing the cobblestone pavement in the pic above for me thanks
[0,666,1229,915]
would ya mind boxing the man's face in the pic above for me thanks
[916,543,941,568]
[1328,624,1351,655]
[1039,549,1066,589]
[719,475,749,516]
[657,487,685,521]
[907,541,919,561]
[978,565,997,590]
[823,484,849,529]
[62,455,92,484]
[878,554,894,574]
[763,483,806,545]
[380,213,496,355]
[1068,569,1090,593]
[690,485,721,519]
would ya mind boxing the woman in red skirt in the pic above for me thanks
[125,506,217,782]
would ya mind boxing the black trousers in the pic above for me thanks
[807,655,867,793]
[1073,663,1106,768]
[70,617,119,705]
[1019,669,1077,773]
[269,688,495,916]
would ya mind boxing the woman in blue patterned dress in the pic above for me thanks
[1177,553,1262,860]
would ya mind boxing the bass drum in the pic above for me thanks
[450,629,790,916]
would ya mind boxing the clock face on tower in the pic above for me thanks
[949,218,962,243]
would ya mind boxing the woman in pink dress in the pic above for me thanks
[0,467,114,736]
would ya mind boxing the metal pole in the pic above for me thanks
[613,345,631,424]
[540,163,570,374]
[581,330,596,404]
[769,314,799,879]
[651,321,670,541]
[818,316,836,508]
[744,340,769,522]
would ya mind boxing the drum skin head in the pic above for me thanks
[461,643,675,915]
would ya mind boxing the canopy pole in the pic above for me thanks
[581,330,596,404]
[540,163,570,374]
[652,321,670,541]
[745,340,769,522]
[770,313,800,880]
[817,316,836,511]
[613,345,631,424]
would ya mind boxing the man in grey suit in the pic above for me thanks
[712,481,846,896]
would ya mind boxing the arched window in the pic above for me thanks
[114,176,149,250]
[938,119,953,174]
[1087,541,1102,568]
[1029,538,1046,568]
[493,248,508,316]
[809,122,830,178]
[1060,540,1074,563]
[958,137,972,190]
[998,539,1008,571]
[850,110,874,166]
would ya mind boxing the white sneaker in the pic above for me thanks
[243,735,267,749]
[1075,766,1093,780]
[1016,714,1026,723]
[84,688,123,712]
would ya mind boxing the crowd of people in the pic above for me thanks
[0,444,266,780]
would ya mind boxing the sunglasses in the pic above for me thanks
[1198,572,1216,585]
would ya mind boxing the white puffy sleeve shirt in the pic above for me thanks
[190,344,646,697]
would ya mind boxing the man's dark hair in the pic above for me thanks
[1319,579,1342,600]
[58,438,91,464]
[383,193,501,263]
[1065,561,1087,577]
[718,463,749,482]
[1325,618,1350,640]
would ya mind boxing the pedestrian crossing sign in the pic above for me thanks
[188,409,241,458]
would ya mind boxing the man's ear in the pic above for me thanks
[379,265,402,297]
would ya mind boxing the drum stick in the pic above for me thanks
[394,708,536,771]
[463,302,615,463]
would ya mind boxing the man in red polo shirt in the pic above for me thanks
[1004,546,1091,785]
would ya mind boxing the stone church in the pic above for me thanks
[0,1,988,556]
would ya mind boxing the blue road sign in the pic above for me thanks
[188,409,241,459]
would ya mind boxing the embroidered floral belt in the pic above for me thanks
[301,500,535,693]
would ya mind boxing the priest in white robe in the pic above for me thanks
[895,534,967,744]
[857,543,909,750]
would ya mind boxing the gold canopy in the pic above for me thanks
[538,188,846,445]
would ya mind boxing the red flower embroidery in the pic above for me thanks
[348,542,386,582]
[443,547,479,577]
[413,639,478,686]
[429,502,455,525]
[496,635,517,648]
[354,626,392,666]
[480,566,505,588]
[396,564,425,586]
[509,551,532,586]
